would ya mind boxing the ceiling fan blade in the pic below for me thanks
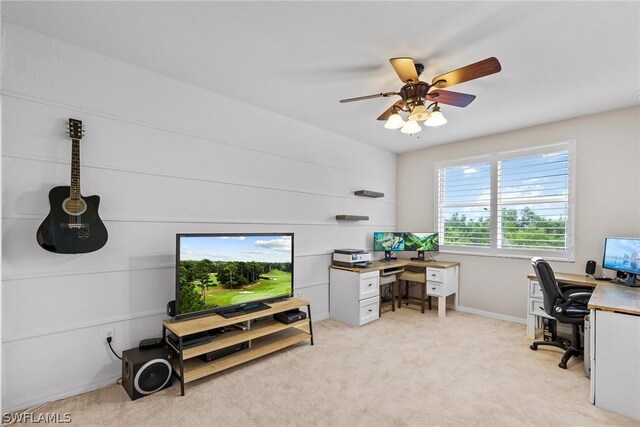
[431,57,501,88]
[339,92,398,103]
[427,90,476,107]
[377,100,405,121]
[389,57,420,83]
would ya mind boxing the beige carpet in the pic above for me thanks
[18,308,640,426]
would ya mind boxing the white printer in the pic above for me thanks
[332,249,372,267]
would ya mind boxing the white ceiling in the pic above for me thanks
[3,1,639,153]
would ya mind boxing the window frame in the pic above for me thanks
[434,141,576,261]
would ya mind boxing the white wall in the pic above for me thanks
[0,9,4,416]
[0,23,396,411]
[398,106,640,321]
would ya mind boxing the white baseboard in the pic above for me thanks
[311,312,329,322]
[3,373,119,414]
[5,313,329,413]
[456,305,526,325]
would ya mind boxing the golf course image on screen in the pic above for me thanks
[178,234,292,316]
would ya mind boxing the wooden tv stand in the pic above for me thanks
[162,298,313,395]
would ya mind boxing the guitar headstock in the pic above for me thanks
[67,118,85,140]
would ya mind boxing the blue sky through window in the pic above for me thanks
[180,235,292,262]
[439,147,571,252]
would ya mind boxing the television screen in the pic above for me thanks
[404,232,439,252]
[374,232,404,251]
[176,233,293,319]
[603,237,640,275]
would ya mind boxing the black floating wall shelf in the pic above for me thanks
[336,215,369,221]
[354,190,384,198]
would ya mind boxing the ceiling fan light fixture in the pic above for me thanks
[400,120,421,134]
[384,112,405,129]
[407,103,431,122]
[425,105,447,127]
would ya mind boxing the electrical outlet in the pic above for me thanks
[104,328,115,341]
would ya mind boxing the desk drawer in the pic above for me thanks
[359,271,379,280]
[426,268,443,283]
[427,282,443,297]
[359,275,379,300]
[379,274,396,286]
[359,297,379,326]
[530,281,543,298]
[530,299,553,319]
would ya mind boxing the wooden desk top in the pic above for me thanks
[526,272,600,287]
[527,272,640,315]
[588,285,640,315]
[331,259,460,273]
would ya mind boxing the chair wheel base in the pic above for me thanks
[530,344,538,351]
[558,362,567,369]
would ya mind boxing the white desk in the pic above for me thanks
[330,260,459,326]
[526,272,640,421]
[588,284,640,421]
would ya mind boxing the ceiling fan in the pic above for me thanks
[339,56,501,134]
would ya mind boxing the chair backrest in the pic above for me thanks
[531,257,564,316]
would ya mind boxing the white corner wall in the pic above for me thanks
[398,106,640,321]
[0,23,396,411]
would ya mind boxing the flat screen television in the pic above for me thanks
[373,232,439,261]
[602,237,640,286]
[175,233,294,320]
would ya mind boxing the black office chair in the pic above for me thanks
[529,257,593,369]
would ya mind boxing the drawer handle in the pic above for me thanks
[368,283,372,287]
[431,287,437,290]
[368,309,373,312]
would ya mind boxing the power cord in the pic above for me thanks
[107,336,122,360]
[381,284,393,302]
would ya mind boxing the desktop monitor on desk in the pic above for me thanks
[373,232,439,262]
[602,237,640,287]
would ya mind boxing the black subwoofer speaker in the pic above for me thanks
[122,346,172,401]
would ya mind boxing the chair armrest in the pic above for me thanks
[565,291,593,301]
[562,292,593,308]
[559,284,593,294]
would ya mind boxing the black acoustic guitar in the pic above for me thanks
[36,119,108,254]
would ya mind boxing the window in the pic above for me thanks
[436,142,574,260]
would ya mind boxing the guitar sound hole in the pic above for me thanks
[62,198,87,216]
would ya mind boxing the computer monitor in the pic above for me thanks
[602,237,640,287]
[373,232,404,261]
[404,232,439,261]
[373,232,439,262]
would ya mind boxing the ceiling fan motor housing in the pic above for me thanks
[400,82,431,110]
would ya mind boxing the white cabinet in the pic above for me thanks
[330,268,380,327]
[526,279,554,339]
[592,309,640,420]
[424,267,458,318]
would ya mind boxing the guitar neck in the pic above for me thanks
[70,138,81,200]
